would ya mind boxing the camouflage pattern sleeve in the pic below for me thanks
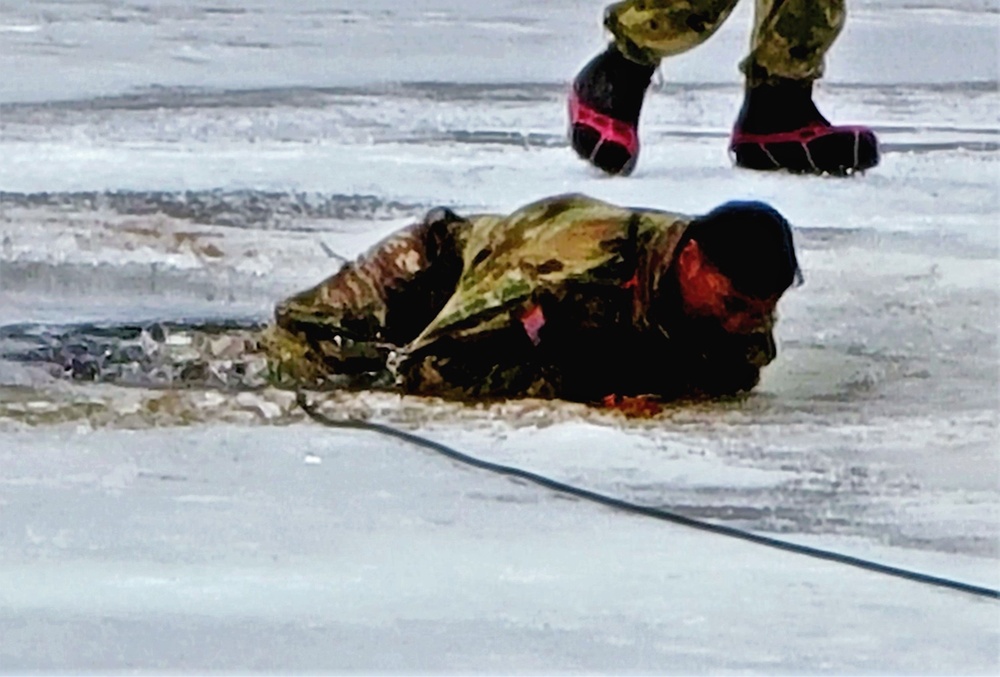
[393,327,561,400]
[402,194,641,356]
[263,207,471,387]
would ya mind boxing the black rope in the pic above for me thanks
[297,393,1000,601]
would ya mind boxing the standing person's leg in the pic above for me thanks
[570,0,740,176]
[730,0,879,174]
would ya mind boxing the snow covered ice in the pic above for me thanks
[0,0,998,673]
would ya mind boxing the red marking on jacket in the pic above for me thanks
[520,304,546,346]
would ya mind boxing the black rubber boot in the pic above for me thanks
[568,45,657,176]
[729,79,879,176]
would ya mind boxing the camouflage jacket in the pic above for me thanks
[267,193,775,401]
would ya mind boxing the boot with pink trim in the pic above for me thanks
[568,45,656,176]
[729,78,879,176]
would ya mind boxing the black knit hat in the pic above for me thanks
[681,201,800,298]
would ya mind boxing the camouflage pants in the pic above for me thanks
[604,0,846,84]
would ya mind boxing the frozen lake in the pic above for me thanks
[0,0,998,673]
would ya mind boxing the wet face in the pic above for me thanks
[675,239,779,335]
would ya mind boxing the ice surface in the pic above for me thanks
[0,0,997,673]
[1,425,998,673]
[0,0,996,103]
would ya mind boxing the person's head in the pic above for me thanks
[672,201,800,335]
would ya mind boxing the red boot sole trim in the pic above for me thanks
[568,90,639,157]
[730,122,875,147]
[730,123,879,173]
